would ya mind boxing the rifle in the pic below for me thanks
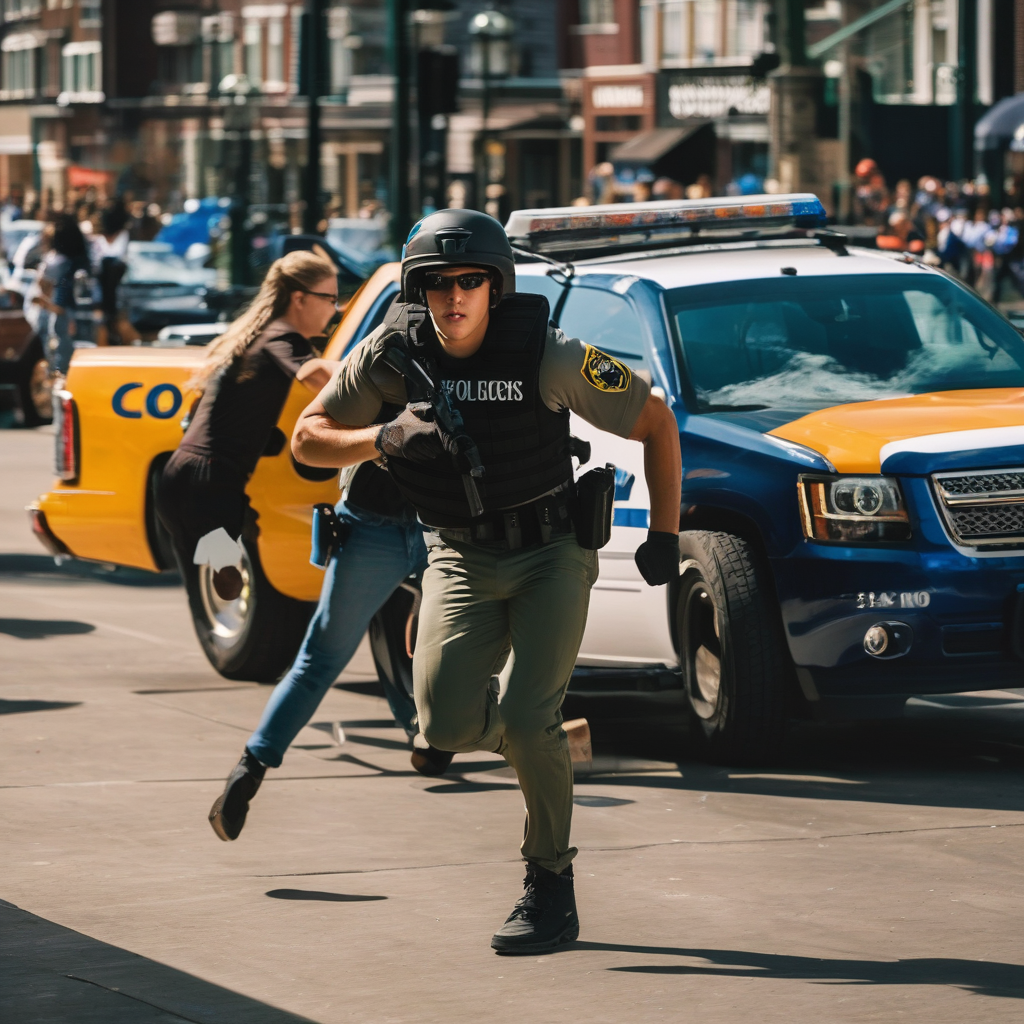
[381,344,486,518]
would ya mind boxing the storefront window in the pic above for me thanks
[266,17,284,83]
[2,47,35,96]
[244,18,261,85]
[580,0,615,25]
[653,0,767,67]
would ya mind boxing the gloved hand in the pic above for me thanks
[375,402,455,464]
[634,530,679,586]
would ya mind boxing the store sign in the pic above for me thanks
[592,84,645,110]
[665,75,770,120]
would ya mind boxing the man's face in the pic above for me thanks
[422,265,492,357]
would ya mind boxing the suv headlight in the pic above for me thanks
[798,475,911,543]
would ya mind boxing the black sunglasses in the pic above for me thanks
[304,289,341,307]
[422,271,491,292]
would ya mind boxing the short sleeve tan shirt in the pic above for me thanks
[320,322,649,438]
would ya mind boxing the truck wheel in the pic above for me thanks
[16,336,53,427]
[367,582,418,703]
[676,531,791,764]
[182,537,314,683]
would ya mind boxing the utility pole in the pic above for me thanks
[303,0,327,233]
[389,0,412,250]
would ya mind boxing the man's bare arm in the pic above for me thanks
[628,393,681,535]
[292,395,379,468]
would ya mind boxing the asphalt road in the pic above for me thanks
[2,426,1023,1024]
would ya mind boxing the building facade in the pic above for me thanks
[0,0,585,223]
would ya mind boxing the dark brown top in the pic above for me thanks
[179,321,312,477]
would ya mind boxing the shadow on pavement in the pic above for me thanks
[566,695,1024,814]
[560,944,1024,999]
[0,698,81,715]
[265,889,386,902]
[0,554,180,588]
[0,898,315,1024]
[0,618,95,639]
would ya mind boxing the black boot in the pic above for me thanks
[208,748,266,841]
[410,733,454,777]
[491,863,579,954]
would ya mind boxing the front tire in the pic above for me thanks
[676,531,791,763]
[182,536,314,683]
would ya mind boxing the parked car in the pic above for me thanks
[0,302,51,426]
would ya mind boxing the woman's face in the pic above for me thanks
[287,274,339,339]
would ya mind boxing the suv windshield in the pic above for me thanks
[667,274,1024,413]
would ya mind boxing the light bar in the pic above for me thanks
[506,194,827,256]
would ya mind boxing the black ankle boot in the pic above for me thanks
[491,863,579,954]
[208,748,266,841]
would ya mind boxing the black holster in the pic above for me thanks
[573,464,616,550]
[309,502,351,568]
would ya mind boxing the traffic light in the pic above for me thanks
[418,46,459,119]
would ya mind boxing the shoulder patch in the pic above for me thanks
[581,345,631,392]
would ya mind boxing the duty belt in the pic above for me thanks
[437,490,574,550]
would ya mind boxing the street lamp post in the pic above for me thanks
[388,0,412,250]
[468,10,512,216]
[219,73,259,287]
[304,0,328,233]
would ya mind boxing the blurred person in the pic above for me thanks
[876,210,924,254]
[962,207,991,288]
[937,207,970,277]
[1,185,24,223]
[91,200,138,347]
[155,251,338,607]
[30,214,91,374]
[128,201,160,241]
[853,158,888,226]
[652,177,684,200]
[588,162,616,205]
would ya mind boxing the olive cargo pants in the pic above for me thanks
[414,532,598,874]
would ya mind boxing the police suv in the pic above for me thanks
[497,194,1023,759]
[35,194,1024,761]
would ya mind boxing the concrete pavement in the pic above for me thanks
[2,426,1023,1023]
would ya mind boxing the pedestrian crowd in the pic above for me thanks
[851,158,1024,305]
[0,185,170,372]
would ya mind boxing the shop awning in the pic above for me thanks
[974,93,1024,151]
[609,122,709,165]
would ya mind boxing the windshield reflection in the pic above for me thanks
[668,275,1024,414]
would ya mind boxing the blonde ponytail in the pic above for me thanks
[188,250,335,392]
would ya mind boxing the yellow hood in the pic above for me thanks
[768,389,1024,473]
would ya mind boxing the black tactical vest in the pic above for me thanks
[382,294,573,528]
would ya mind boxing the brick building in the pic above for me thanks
[0,0,585,220]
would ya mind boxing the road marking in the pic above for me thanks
[91,620,174,646]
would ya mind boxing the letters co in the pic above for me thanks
[112,382,183,420]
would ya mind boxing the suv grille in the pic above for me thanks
[933,468,1024,549]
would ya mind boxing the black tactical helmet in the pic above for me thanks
[400,208,516,305]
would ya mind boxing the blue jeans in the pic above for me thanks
[247,503,427,768]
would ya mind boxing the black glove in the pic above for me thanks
[375,402,455,464]
[634,530,679,587]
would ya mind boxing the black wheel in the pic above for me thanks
[16,336,53,427]
[368,582,419,703]
[181,536,314,683]
[675,531,792,764]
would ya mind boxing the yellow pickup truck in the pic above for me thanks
[30,264,406,683]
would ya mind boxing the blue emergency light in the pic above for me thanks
[505,194,828,257]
